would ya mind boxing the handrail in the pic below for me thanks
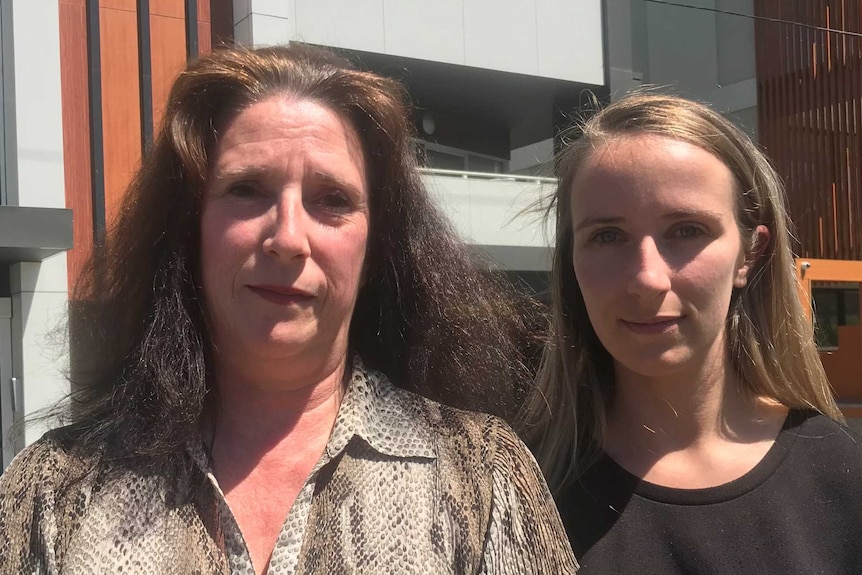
[419,167,558,184]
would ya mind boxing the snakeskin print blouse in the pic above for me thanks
[0,360,577,574]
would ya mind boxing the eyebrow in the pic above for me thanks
[572,209,725,233]
[308,170,364,196]
[210,167,364,195]
[573,216,625,233]
[661,209,724,222]
[210,166,267,182]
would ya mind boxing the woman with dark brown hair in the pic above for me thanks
[0,45,575,574]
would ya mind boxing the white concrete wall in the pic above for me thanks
[5,0,65,209]
[233,0,605,85]
[10,259,68,446]
[423,172,555,270]
[3,1,70,447]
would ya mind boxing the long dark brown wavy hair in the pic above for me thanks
[62,44,543,461]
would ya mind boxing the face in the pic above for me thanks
[200,96,369,372]
[570,134,760,381]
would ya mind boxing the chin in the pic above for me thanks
[615,349,696,380]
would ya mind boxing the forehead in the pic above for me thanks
[210,96,367,178]
[570,134,738,217]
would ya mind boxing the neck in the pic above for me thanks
[609,355,735,449]
[207,352,349,455]
[603,348,789,486]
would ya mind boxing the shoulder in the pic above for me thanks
[393,381,519,461]
[0,429,97,496]
[0,429,101,571]
[390,386,576,571]
[352,358,509,461]
[784,410,862,469]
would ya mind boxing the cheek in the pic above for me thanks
[199,210,254,296]
[675,255,741,313]
[573,252,619,306]
[318,222,369,292]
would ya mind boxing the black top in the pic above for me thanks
[557,410,862,574]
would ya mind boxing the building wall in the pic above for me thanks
[233,0,604,85]
[0,0,215,460]
[606,0,757,135]
[1,0,70,457]
[756,0,862,261]
[60,0,213,289]
[423,172,555,270]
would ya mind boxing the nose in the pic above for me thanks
[627,237,671,298]
[262,192,311,262]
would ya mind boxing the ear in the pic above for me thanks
[734,225,770,288]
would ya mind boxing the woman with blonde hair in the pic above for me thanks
[522,92,862,573]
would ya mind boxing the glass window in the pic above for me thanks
[424,148,465,171]
[466,155,500,174]
[812,282,860,350]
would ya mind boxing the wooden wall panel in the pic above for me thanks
[101,0,136,11]
[199,0,213,54]
[151,0,184,18]
[59,0,93,292]
[150,12,187,131]
[755,0,862,260]
[100,6,142,229]
[199,20,213,54]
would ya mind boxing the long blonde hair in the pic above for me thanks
[520,92,843,493]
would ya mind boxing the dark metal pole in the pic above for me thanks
[85,0,106,244]
[137,0,154,152]
[185,0,199,60]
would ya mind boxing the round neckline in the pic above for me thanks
[598,409,808,505]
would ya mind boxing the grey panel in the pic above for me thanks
[470,244,553,272]
[0,206,73,263]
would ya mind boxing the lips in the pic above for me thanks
[247,284,314,306]
[620,316,683,335]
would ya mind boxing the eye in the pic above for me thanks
[672,224,707,239]
[590,229,622,245]
[226,183,260,199]
[316,190,353,212]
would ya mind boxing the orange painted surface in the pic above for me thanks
[795,258,862,413]
[100,6,142,230]
[59,0,93,292]
[820,325,862,403]
[199,20,213,54]
[101,0,135,11]
[199,0,213,55]
[151,0,184,18]
[150,12,187,132]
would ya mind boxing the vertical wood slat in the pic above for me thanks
[59,0,93,292]
[150,0,187,132]
[756,0,862,260]
[197,0,213,54]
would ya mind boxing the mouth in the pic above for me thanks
[620,316,683,335]
[247,284,315,306]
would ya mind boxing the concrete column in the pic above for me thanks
[235,0,296,47]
